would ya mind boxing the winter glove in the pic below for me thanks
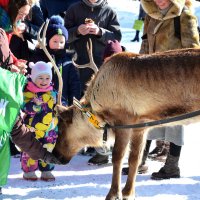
[43,151,62,165]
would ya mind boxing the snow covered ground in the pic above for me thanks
[2,0,200,200]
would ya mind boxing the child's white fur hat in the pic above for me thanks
[29,61,52,83]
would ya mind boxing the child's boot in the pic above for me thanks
[41,171,55,181]
[23,171,38,181]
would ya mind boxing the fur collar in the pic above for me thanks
[141,0,187,20]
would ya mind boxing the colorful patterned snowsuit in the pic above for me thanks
[21,82,58,173]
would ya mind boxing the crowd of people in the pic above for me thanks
[0,0,199,196]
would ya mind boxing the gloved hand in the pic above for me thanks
[43,151,62,165]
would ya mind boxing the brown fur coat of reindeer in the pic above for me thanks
[54,47,200,200]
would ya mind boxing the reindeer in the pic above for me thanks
[38,21,200,200]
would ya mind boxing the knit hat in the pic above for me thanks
[46,15,68,47]
[103,40,122,60]
[29,61,52,83]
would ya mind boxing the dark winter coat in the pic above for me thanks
[40,0,80,19]
[9,3,44,61]
[64,0,122,92]
[138,4,146,20]
[30,48,81,105]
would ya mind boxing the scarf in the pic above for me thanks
[26,81,53,93]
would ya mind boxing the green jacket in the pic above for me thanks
[0,67,27,186]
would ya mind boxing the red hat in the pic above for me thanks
[103,40,122,60]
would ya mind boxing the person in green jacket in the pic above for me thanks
[0,28,61,195]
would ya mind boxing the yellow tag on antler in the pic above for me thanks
[87,112,101,129]
[73,97,101,129]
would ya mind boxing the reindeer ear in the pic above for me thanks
[55,105,73,123]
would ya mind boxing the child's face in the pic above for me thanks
[34,74,51,89]
[49,34,65,50]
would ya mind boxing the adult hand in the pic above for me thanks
[77,24,91,35]
[15,59,28,74]
[10,65,21,73]
[88,23,101,35]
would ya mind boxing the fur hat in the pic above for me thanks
[46,15,68,47]
[103,40,122,60]
[29,61,52,83]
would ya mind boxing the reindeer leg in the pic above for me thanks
[105,129,131,200]
[122,129,147,200]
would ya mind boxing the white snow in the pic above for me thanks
[2,0,200,199]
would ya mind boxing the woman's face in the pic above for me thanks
[15,4,30,23]
[154,0,171,10]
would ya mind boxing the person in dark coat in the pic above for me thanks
[30,15,81,105]
[131,2,146,42]
[64,0,122,94]
[9,1,45,62]
[40,0,80,19]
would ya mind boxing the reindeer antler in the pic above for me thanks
[37,20,63,105]
[72,38,99,74]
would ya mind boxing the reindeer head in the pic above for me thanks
[53,104,104,164]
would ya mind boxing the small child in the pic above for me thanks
[21,61,58,181]
[30,15,81,105]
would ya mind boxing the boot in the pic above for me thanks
[148,146,162,156]
[148,140,165,158]
[122,141,150,175]
[151,154,180,180]
[81,147,96,156]
[151,147,168,162]
[88,153,109,165]
[122,167,129,175]
[121,163,148,175]
[41,171,55,181]
[23,171,38,181]
[131,31,140,42]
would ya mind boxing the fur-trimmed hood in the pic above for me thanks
[141,0,192,20]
